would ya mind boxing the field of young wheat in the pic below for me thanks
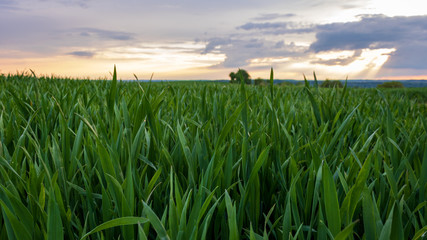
[0,69,426,239]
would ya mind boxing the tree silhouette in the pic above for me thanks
[320,79,343,88]
[229,72,236,83]
[229,69,251,84]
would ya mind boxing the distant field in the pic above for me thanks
[0,72,426,239]
[136,79,427,88]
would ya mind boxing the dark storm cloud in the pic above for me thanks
[309,14,427,70]
[67,51,95,57]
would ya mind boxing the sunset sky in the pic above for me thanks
[1,0,427,80]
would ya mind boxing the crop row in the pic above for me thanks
[0,70,426,239]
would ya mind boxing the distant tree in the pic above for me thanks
[229,69,251,84]
[229,72,237,83]
[254,77,267,85]
[377,81,404,88]
[321,79,343,88]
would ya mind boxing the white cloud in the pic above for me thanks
[1,0,426,79]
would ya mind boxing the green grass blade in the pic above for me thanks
[420,143,427,203]
[322,162,341,236]
[362,188,377,240]
[413,226,427,240]
[378,205,393,240]
[108,65,118,115]
[214,101,246,155]
[142,201,170,240]
[47,188,64,240]
[80,217,148,240]
[0,200,32,240]
[225,190,239,240]
[270,67,274,101]
[282,195,292,240]
[334,220,358,240]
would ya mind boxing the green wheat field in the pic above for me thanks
[0,68,426,240]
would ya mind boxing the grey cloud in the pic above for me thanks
[238,21,315,34]
[309,14,427,70]
[341,4,359,9]
[0,0,15,6]
[77,28,134,41]
[202,38,232,54]
[0,9,135,56]
[239,22,288,30]
[311,16,389,51]
[67,51,95,57]
[274,41,284,48]
[383,43,427,69]
[0,0,20,11]
[61,0,89,8]
[203,37,305,68]
[310,15,427,52]
[244,39,264,48]
[38,0,90,8]
[252,13,296,21]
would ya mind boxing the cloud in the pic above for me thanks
[202,38,232,54]
[0,0,21,11]
[61,0,90,8]
[202,37,305,68]
[237,21,315,34]
[311,50,362,66]
[67,51,95,57]
[239,22,288,30]
[340,3,360,9]
[201,14,427,76]
[252,13,296,21]
[77,28,134,41]
[383,42,427,69]
[309,14,427,70]
[37,0,90,8]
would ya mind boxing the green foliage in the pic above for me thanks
[321,79,343,88]
[254,77,267,86]
[377,81,405,88]
[0,68,426,239]
[229,69,251,84]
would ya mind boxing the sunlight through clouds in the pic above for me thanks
[310,48,395,78]
[1,0,426,79]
